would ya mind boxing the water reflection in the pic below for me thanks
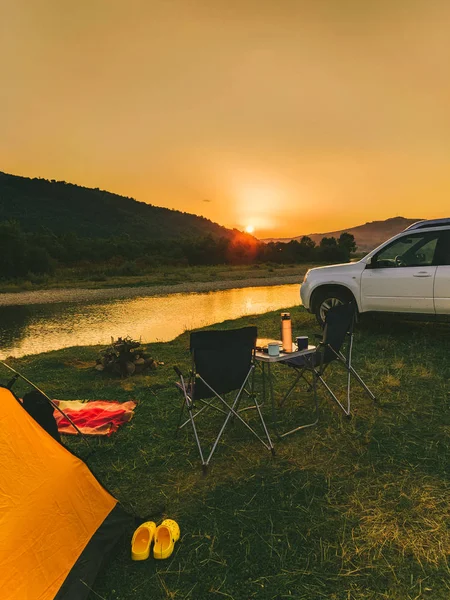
[0,284,301,358]
[0,305,32,347]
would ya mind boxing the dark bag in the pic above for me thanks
[22,390,61,443]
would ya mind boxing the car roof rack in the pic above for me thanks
[404,218,450,231]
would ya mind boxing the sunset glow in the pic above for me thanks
[1,1,449,237]
[245,225,255,234]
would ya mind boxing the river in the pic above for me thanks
[0,283,301,359]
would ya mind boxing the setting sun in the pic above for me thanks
[245,225,255,234]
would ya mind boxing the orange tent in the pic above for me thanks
[0,386,130,600]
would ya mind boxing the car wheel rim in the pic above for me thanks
[319,297,343,322]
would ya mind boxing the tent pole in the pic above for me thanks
[0,361,92,450]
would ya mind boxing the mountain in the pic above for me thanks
[0,171,248,241]
[0,173,423,251]
[262,217,423,252]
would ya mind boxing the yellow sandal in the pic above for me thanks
[131,521,156,561]
[153,519,180,560]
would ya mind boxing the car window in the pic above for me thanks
[434,231,450,266]
[373,232,440,268]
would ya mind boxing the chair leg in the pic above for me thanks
[348,365,376,401]
[316,372,351,417]
[174,398,186,438]
[212,391,274,452]
[175,386,208,467]
[346,358,351,416]
[177,365,275,470]
[252,392,275,455]
[179,398,229,430]
[315,364,375,418]
[278,370,303,407]
[268,359,319,439]
[199,369,274,467]
[237,366,259,412]
[205,392,243,466]
[317,333,375,418]
[187,405,206,467]
[338,351,376,401]
[275,369,319,438]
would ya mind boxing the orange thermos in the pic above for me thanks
[281,312,292,352]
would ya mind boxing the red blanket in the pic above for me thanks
[53,400,137,436]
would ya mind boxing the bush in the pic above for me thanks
[116,261,140,276]
[25,246,54,275]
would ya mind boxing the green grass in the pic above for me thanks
[0,263,315,293]
[6,308,450,599]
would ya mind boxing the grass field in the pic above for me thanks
[6,307,449,599]
[0,263,314,293]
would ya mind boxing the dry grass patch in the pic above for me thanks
[409,364,434,379]
[347,475,450,566]
[120,381,135,392]
[381,374,401,388]
[392,359,406,370]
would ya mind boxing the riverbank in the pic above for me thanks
[5,308,449,600]
[0,263,313,295]
[0,269,308,306]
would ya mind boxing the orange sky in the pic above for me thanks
[1,1,449,238]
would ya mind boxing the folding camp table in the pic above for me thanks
[255,344,318,438]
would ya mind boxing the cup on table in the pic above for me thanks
[296,336,308,350]
[268,342,280,357]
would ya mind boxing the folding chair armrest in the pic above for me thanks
[173,366,183,377]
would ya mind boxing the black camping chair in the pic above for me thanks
[283,303,375,418]
[174,327,275,471]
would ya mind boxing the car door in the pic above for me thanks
[434,230,450,315]
[360,231,439,313]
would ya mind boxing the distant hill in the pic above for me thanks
[262,217,423,252]
[0,171,249,241]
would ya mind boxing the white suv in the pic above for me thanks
[300,218,450,325]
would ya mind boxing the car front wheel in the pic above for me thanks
[313,288,353,327]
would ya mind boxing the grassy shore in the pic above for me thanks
[5,307,449,599]
[0,263,314,294]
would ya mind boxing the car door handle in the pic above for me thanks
[413,271,432,277]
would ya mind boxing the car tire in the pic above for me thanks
[312,288,354,327]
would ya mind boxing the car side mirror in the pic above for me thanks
[365,256,373,269]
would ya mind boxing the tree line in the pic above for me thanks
[0,221,357,279]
